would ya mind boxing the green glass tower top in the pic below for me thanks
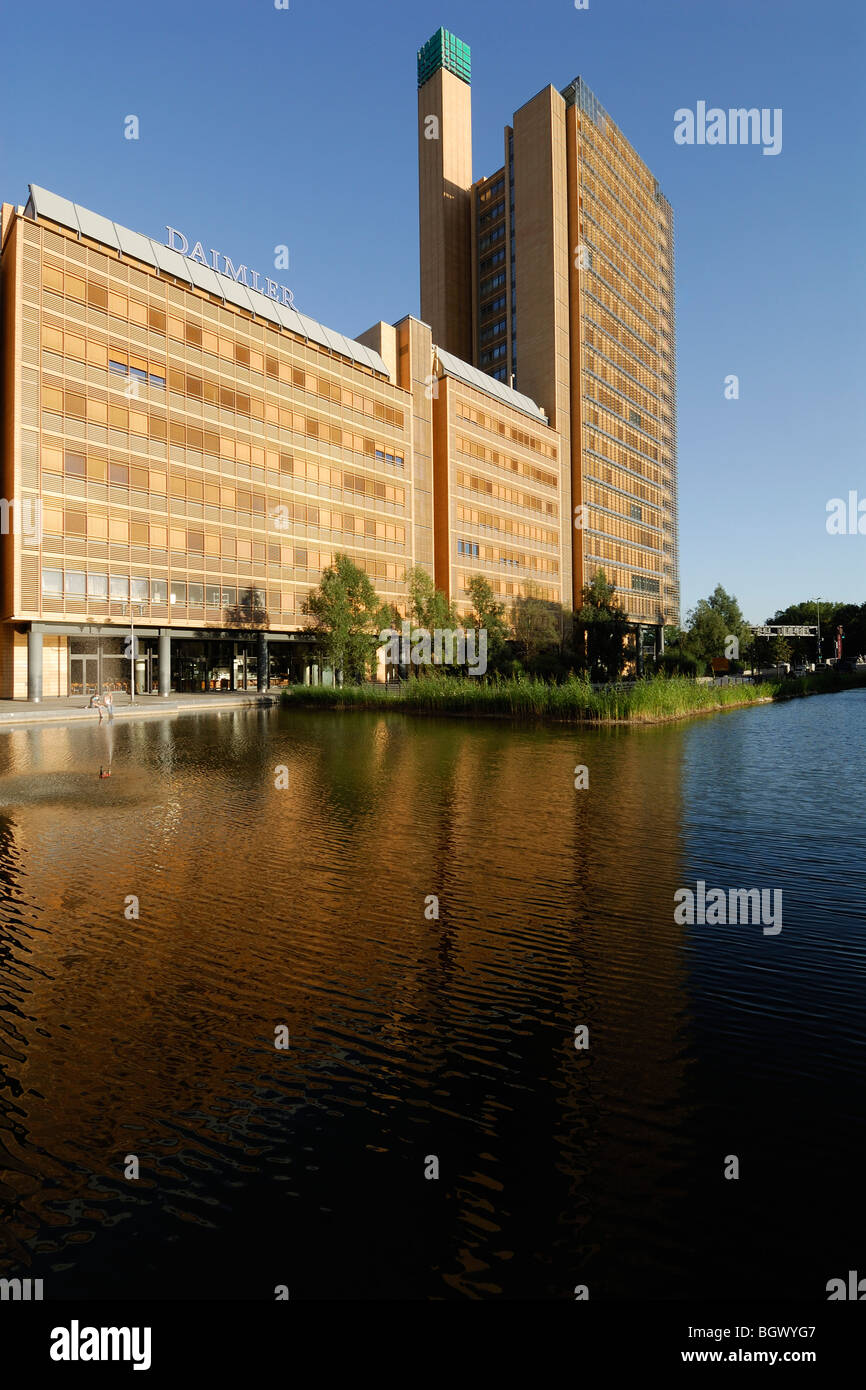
[417,28,471,89]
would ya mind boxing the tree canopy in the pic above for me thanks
[303,553,391,682]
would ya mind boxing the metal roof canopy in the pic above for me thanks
[25,184,389,377]
[434,346,548,423]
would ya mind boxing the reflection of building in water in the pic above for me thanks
[0,713,689,1294]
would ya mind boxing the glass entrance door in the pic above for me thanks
[69,655,99,696]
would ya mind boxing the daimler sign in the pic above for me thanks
[165,227,296,308]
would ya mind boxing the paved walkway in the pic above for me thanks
[0,691,280,728]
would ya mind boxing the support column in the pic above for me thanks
[27,628,43,703]
[256,631,269,691]
[158,629,171,695]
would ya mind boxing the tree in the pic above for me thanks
[575,569,630,680]
[512,583,560,667]
[683,584,752,671]
[303,553,390,683]
[466,575,509,665]
[405,566,458,631]
[768,635,792,667]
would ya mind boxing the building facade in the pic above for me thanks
[418,29,681,637]
[0,185,561,699]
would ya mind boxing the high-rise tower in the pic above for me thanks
[416,30,680,633]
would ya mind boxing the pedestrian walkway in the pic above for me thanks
[0,691,278,729]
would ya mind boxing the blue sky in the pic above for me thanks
[1,0,862,622]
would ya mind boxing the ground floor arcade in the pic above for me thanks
[0,625,337,702]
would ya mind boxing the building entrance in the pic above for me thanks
[69,654,99,696]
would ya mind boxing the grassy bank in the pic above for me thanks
[280,668,866,725]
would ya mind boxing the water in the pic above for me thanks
[0,692,863,1300]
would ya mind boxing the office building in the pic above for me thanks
[417,29,680,634]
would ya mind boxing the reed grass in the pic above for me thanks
[279,669,866,725]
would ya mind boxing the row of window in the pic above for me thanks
[41,572,298,613]
[42,384,405,468]
[47,450,408,517]
[585,467,661,510]
[455,435,557,491]
[480,344,507,365]
[479,176,505,204]
[456,504,558,548]
[479,249,506,274]
[582,201,666,296]
[585,404,661,465]
[110,360,166,389]
[41,508,406,550]
[48,447,407,511]
[480,318,507,346]
[454,403,557,461]
[479,200,505,228]
[42,272,401,424]
[454,542,559,575]
[456,468,558,518]
[582,323,664,401]
[481,294,507,319]
[480,271,506,297]
[41,555,407,606]
[584,430,663,487]
[580,169,661,269]
[582,268,661,359]
[478,225,506,254]
[457,571,559,604]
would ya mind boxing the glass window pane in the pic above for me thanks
[87,573,108,597]
[42,568,63,594]
[131,578,148,601]
[151,580,167,603]
[65,570,86,596]
[110,576,129,599]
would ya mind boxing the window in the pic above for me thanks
[206,586,220,607]
[631,574,660,594]
[109,463,129,485]
[131,578,148,602]
[88,573,108,598]
[110,576,129,599]
[188,583,204,606]
[629,409,641,427]
[64,451,86,478]
[42,568,63,595]
[630,503,643,520]
[151,580,168,603]
[65,571,86,596]
[170,582,186,605]
[221,587,236,607]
